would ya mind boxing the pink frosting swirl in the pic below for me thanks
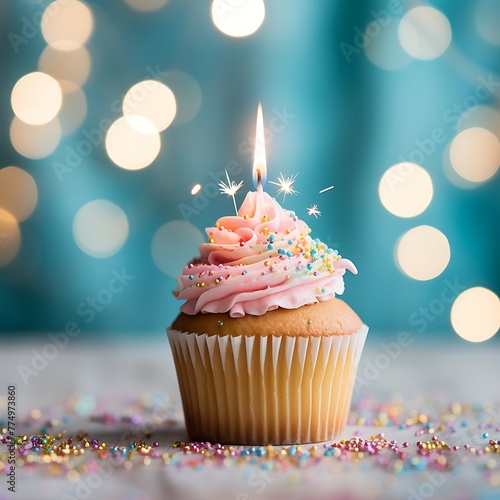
[173,190,356,317]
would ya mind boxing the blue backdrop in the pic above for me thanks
[0,0,499,339]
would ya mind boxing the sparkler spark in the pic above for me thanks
[269,172,299,202]
[219,169,243,215]
[307,204,321,218]
[191,184,202,195]
[319,185,334,194]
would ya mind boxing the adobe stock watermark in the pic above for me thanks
[7,0,73,54]
[395,73,500,167]
[179,106,296,222]
[407,470,446,500]
[52,65,170,182]
[408,278,466,333]
[354,331,413,395]
[61,461,114,500]
[119,398,179,445]
[212,0,245,18]
[179,162,242,221]
[17,268,135,385]
[339,0,403,63]
[355,278,466,394]
[235,470,275,500]
[61,395,179,500]
[236,106,296,161]
[460,405,500,452]
[326,235,341,252]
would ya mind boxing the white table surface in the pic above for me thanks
[1,334,499,500]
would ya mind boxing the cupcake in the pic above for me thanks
[168,189,368,445]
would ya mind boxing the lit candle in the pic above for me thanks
[252,103,267,194]
[217,104,272,219]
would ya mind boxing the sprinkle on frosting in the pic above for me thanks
[173,191,356,317]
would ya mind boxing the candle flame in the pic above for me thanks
[252,103,267,190]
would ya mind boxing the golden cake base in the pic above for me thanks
[168,299,368,445]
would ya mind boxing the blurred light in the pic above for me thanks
[379,162,433,218]
[123,80,176,132]
[0,167,38,222]
[442,142,476,190]
[73,200,129,258]
[364,19,412,71]
[398,7,451,60]
[164,71,202,125]
[456,105,500,137]
[41,0,93,51]
[191,184,202,195]
[450,127,500,183]
[105,116,161,170]
[396,225,450,281]
[10,117,62,160]
[151,221,204,277]
[124,0,168,12]
[11,72,62,125]
[57,81,88,135]
[39,46,92,86]
[0,209,21,267]
[475,0,500,45]
[211,0,265,38]
[451,287,500,342]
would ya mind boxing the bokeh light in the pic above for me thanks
[379,162,433,218]
[123,80,176,132]
[164,71,202,125]
[364,19,412,71]
[10,117,62,160]
[475,0,500,45]
[211,0,265,38]
[105,116,161,170]
[58,81,88,135]
[398,7,452,60]
[151,221,204,277]
[450,127,500,183]
[39,46,92,86]
[0,209,21,267]
[396,225,450,281]
[451,287,500,342]
[456,105,500,137]
[442,143,474,190]
[124,0,168,12]
[41,0,94,51]
[73,200,129,258]
[11,72,62,125]
[0,167,38,222]
[1,0,499,340]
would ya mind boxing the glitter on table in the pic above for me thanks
[0,339,499,500]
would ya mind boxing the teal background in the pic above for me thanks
[0,0,499,338]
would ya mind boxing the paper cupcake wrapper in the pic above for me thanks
[167,325,368,445]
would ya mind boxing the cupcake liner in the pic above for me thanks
[167,324,368,445]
